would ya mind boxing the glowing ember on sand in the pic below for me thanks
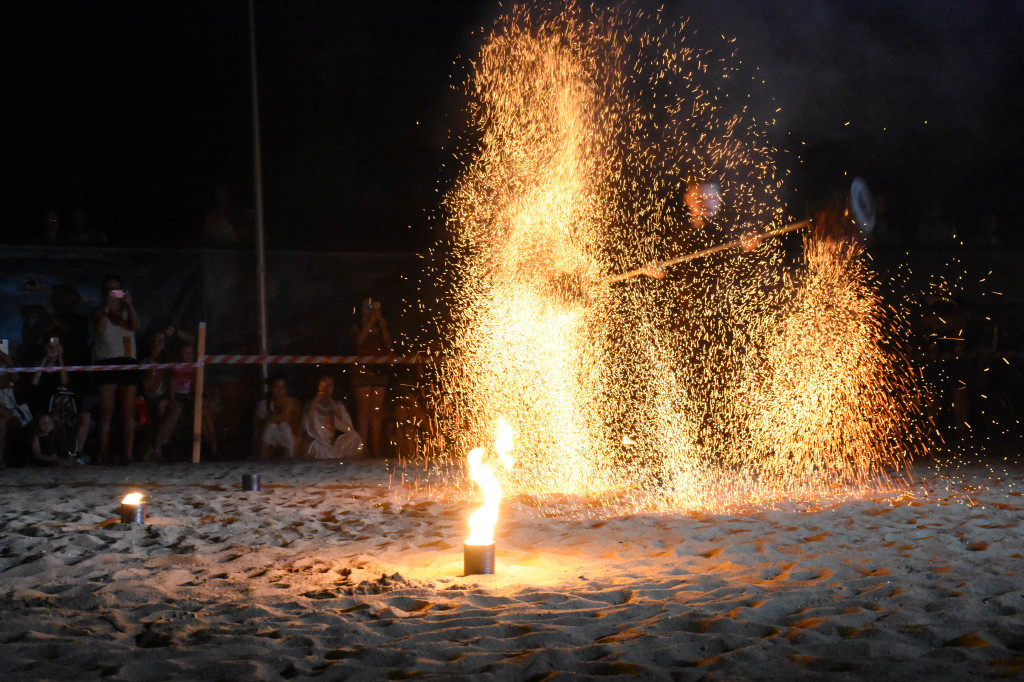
[428,2,922,513]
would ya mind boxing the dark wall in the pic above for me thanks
[0,246,424,365]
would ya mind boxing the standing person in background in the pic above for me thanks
[170,335,218,459]
[93,275,140,465]
[350,296,392,458]
[141,327,190,461]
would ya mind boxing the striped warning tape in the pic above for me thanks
[0,354,434,374]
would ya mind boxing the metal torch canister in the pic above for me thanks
[120,503,146,524]
[464,543,496,575]
[242,473,261,492]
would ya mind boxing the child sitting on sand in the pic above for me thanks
[26,412,78,467]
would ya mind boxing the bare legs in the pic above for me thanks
[354,386,386,457]
[98,383,136,463]
[150,398,216,460]
[0,406,11,467]
[152,399,182,458]
[73,411,91,455]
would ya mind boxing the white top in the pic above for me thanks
[94,309,137,360]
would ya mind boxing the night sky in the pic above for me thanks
[5,0,1022,250]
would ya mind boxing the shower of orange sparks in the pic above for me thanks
[423,1,923,514]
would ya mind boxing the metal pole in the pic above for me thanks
[192,322,207,464]
[249,0,269,389]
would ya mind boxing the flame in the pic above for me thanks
[122,492,143,505]
[466,418,515,546]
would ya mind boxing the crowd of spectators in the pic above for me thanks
[0,277,434,469]
[1,189,1020,470]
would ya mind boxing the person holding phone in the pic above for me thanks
[93,274,140,464]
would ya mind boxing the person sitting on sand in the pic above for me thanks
[26,412,78,466]
[303,375,363,461]
[254,376,302,459]
[29,337,91,459]
[0,344,21,469]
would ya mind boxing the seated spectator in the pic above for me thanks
[29,337,90,458]
[26,412,78,466]
[303,375,363,461]
[254,376,302,459]
[0,344,24,468]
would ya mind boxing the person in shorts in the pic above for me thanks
[93,275,140,464]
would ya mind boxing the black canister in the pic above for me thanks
[120,503,146,524]
[464,543,495,575]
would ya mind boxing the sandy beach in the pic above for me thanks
[2,453,1023,681]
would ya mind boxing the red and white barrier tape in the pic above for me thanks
[203,354,428,366]
[0,354,433,374]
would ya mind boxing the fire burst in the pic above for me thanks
[427,2,921,512]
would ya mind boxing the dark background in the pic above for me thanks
[3,0,1023,250]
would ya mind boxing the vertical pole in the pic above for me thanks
[191,322,207,464]
[249,0,270,391]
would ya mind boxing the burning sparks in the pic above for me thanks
[427,2,921,513]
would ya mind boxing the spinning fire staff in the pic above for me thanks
[606,177,877,286]
[545,178,876,307]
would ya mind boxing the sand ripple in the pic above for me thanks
[2,460,1024,680]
